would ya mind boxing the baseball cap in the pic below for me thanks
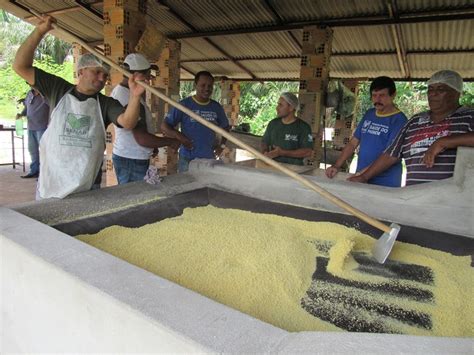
[77,53,110,73]
[427,70,463,93]
[280,92,300,111]
[124,53,151,71]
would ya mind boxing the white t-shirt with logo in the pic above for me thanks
[111,84,153,160]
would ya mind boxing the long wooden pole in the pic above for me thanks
[32,12,391,234]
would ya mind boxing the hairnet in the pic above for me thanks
[280,92,300,111]
[76,53,110,73]
[427,70,463,93]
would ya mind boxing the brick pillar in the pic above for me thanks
[219,79,240,163]
[72,44,89,84]
[298,26,333,166]
[150,39,181,176]
[102,0,147,186]
[333,80,360,154]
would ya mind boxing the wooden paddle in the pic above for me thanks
[29,11,400,263]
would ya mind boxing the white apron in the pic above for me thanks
[38,89,106,199]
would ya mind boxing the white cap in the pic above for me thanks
[124,53,151,71]
[77,53,110,73]
[427,70,463,93]
[280,92,300,111]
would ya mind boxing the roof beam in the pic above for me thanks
[179,49,474,63]
[388,1,410,78]
[23,1,103,21]
[262,0,301,51]
[180,65,196,77]
[179,77,474,83]
[169,9,474,39]
[73,0,103,21]
[160,0,257,79]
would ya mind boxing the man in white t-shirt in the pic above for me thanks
[111,53,179,184]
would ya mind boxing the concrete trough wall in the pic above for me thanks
[1,148,473,352]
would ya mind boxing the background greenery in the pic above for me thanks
[0,10,73,120]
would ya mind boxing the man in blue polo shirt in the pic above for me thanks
[326,76,407,187]
[161,71,229,173]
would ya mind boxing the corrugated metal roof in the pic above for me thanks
[180,38,227,60]
[332,26,395,53]
[274,0,386,21]
[408,52,474,78]
[396,0,473,12]
[1,0,473,80]
[166,0,276,31]
[210,32,301,59]
[402,20,474,50]
[330,55,401,79]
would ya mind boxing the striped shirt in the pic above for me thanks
[386,107,473,185]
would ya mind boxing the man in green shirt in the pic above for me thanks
[261,92,313,166]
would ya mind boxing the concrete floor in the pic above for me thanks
[0,165,37,206]
[0,121,108,206]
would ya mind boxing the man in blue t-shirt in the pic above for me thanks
[161,71,229,173]
[325,76,407,187]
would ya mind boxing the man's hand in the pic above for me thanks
[128,72,146,97]
[347,174,369,184]
[169,138,181,151]
[325,166,339,178]
[36,15,55,36]
[214,146,225,158]
[264,145,282,159]
[178,135,193,150]
[422,139,445,168]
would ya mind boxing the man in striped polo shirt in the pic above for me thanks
[348,70,474,186]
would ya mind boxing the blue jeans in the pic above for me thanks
[28,129,45,175]
[178,155,192,173]
[112,154,150,184]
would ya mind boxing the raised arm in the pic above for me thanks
[13,16,54,85]
[116,74,146,129]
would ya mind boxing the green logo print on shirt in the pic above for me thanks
[59,113,93,148]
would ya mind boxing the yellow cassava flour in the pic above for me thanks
[77,206,473,336]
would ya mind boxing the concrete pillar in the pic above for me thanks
[298,26,333,167]
[219,79,240,163]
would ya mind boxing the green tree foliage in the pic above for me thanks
[0,11,73,120]
[0,56,73,119]
[0,10,71,64]
[238,82,299,135]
